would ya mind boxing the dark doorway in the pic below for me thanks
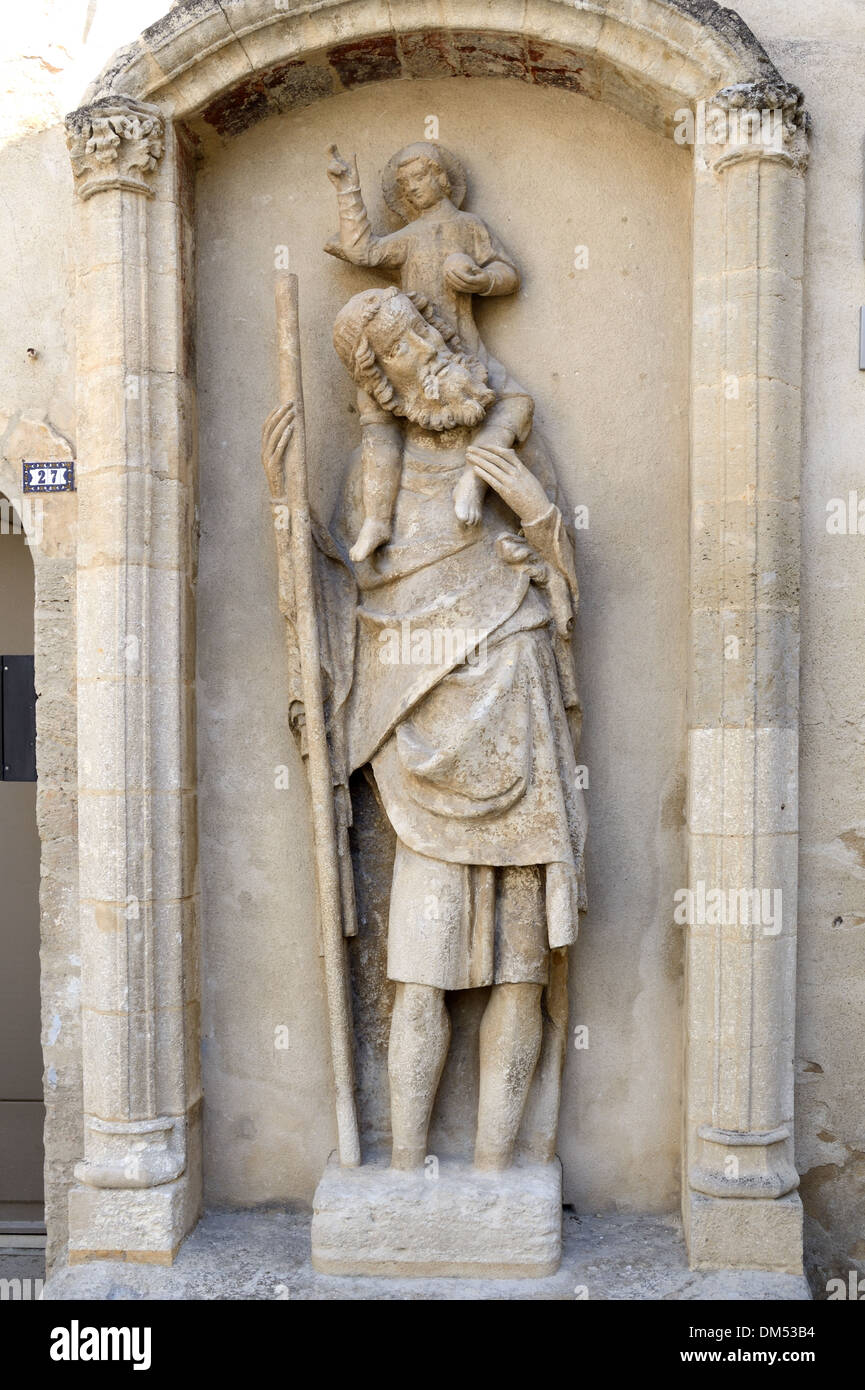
[0,499,43,1237]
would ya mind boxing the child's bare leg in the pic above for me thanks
[453,465,486,527]
[455,394,534,528]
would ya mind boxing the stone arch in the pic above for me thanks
[60,0,808,1275]
[79,0,805,143]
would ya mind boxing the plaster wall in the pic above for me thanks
[194,73,692,1211]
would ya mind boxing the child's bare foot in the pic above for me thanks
[454,468,485,527]
[350,517,391,562]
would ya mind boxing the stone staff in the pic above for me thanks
[271,271,360,1167]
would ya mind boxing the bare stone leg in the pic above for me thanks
[474,982,544,1171]
[389,982,450,1170]
[453,465,485,526]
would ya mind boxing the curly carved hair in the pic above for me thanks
[337,288,489,415]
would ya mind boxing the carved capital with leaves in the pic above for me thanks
[66,96,165,200]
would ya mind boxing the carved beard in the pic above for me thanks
[396,354,495,432]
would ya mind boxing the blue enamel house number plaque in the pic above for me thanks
[22,461,75,493]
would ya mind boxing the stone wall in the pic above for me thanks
[0,125,79,1272]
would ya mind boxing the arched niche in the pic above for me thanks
[61,0,808,1275]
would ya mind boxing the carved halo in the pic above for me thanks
[382,142,467,221]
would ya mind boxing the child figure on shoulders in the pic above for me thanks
[325,141,534,561]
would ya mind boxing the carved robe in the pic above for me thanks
[321,428,587,991]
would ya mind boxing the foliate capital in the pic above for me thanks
[712,79,809,172]
[66,96,165,200]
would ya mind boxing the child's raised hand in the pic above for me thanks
[326,144,359,191]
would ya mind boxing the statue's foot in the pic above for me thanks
[453,470,484,527]
[350,517,391,561]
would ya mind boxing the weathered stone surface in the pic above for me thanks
[687,1192,804,1275]
[67,1176,190,1264]
[311,1160,563,1277]
[41,1207,812,1299]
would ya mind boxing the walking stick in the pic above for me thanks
[273,272,361,1167]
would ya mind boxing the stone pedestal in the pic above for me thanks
[686,1192,804,1275]
[311,1159,563,1278]
[67,1177,192,1266]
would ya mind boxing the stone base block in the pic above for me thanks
[687,1191,803,1274]
[68,1176,195,1266]
[312,1158,563,1277]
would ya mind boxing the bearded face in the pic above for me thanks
[362,300,495,432]
[403,349,493,431]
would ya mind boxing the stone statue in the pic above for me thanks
[324,141,535,556]
[262,148,587,1273]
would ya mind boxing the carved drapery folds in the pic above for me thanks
[66,97,164,200]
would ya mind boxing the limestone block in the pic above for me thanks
[687,831,798,938]
[68,1176,192,1265]
[706,376,802,502]
[688,607,799,728]
[758,161,805,278]
[690,384,722,499]
[312,1159,563,1277]
[140,3,237,83]
[692,170,728,282]
[151,789,197,900]
[687,1191,804,1274]
[76,470,188,570]
[688,727,798,837]
[154,1005,188,1115]
[77,794,142,902]
[757,268,804,388]
[724,160,762,270]
[722,394,761,501]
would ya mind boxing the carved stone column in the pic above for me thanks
[65,97,201,1262]
[685,87,808,1272]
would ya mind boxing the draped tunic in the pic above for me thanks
[326,431,588,983]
